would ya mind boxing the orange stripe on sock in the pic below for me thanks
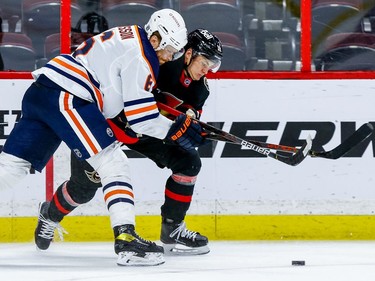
[104,189,134,202]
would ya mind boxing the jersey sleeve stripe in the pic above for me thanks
[125,103,158,117]
[124,96,160,124]
[52,57,104,111]
[62,55,101,89]
[46,64,93,93]
[47,63,103,112]
[127,112,160,126]
[124,97,155,106]
[52,57,88,77]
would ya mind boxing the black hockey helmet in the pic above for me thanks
[185,29,223,72]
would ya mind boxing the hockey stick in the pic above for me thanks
[157,102,312,166]
[204,132,300,153]
[308,122,373,159]
[156,91,372,160]
[155,91,303,154]
[205,122,374,160]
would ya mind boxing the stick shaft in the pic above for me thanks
[157,102,373,159]
[157,102,310,166]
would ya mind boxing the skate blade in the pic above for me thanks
[163,243,210,256]
[117,251,165,266]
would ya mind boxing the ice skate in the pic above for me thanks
[114,224,165,266]
[161,218,210,255]
[34,202,67,250]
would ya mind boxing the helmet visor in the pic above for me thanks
[209,59,221,73]
[197,53,222,73]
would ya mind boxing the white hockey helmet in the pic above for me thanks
[144,9,188,53]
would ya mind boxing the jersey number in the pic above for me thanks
[144,74,155,92]
[73,30,114,57]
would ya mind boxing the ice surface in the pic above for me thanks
[1,241,375,281]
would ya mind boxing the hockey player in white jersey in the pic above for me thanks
[0,9,205,266]
[37,29,223,257]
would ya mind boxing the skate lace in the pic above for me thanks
[132,231,153,245]
[169,222,197,241]
[38,214,68,241]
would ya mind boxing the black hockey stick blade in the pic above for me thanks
[261,134,312,166]
[309,122,374,159]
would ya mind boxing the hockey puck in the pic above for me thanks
[292,260,305,266]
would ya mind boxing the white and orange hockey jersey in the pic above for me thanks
[32,25,173,140]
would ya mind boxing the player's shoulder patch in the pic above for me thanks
[203,77,209,91]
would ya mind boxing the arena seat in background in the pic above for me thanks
[213,32,246,70]
[243,13,300,70]
[0,0,22,32]
[0,32,36,71]
[101,0,160,28]
[311,0,365,58]
[180,0,241,35]
[43,32,93,61]
[316,32,375,70]
[22,0,83,58]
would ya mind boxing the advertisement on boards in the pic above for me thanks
[1,79,375,217]
[0,80,45,216]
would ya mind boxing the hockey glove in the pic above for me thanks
[166,114,205,151]
[107,118,139,144]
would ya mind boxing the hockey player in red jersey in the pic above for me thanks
[36,28,223,256]
[142,29,223,255]
[0,9,207,266]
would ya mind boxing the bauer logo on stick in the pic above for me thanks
[240,140,271,156]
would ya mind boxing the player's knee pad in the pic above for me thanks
[86,142,131,184]
[65,179,97,204]
[71,152,102,188]
[172,150,201,176]
[0,152,31,189]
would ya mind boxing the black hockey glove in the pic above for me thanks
[166,114,205,151]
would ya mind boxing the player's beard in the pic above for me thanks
[157,53,170,65]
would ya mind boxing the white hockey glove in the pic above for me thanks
[185,108,200,119]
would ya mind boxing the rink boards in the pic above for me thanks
[1,78,375,241]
